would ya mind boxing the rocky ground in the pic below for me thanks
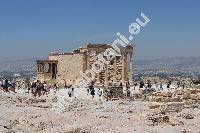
[0,88,200,133]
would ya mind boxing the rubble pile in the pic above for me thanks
[141,88,200,107]
[140,88,200,133]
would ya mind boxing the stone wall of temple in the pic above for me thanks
[37,73,45,82]
[37,44,133,87]
[56,53,84,85]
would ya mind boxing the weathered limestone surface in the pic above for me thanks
[49,54,59,61]
[57,54,84,85]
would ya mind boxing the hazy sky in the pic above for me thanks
[0,0,200,62]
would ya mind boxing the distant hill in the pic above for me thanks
[134,57,200,73]
[0,57,200,73]
[0,58,39,72]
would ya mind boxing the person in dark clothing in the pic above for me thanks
[53,84,58,95]
[34,81,42,97]
[134,82,137,90]
[3,79,9,92]
[90,88,95,99]
[68,87,74,97]
[167,81,171,88]
[27,81,31,94]
[127,89,131,98]
[177,81,180,88]
[89,84,94,91]
[31,82,37,94]
[120,82,123,88]
[160,82,163,90]
[54,84,58,91]
[68,90,72,97]
[97,88,103,101]
[87,87,90,95]
[147,81,152,89]
[108,88,114,101]
[139,81,144,89]
[182,82,185,89]
[126,81,130,89]
[10,80,16,93]
[134,82,138,86]
[126,81,131,99]
[41,83,45,95]
[89,84,95,99]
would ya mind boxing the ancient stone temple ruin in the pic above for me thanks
[37,44,133,87]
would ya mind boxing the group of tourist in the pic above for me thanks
[0,79,16,93]
[136,78,196,92]
[43,81,129,100]
[1,77,199,101]
[26,80,60,97]
[0,79,59,97]
[87,83,103,101]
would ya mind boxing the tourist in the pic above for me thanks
[68,88,72,97]
[34,81,42,97]
[139,81,144,89]
[127,89,131,99]
[167,81,171,89]
[71,87,75,97]
[125,81,131,99]
[89,84,95,99]
[47,83,51,94]
[43,82,48,95]
[147,80,152,89]
[126,81,130,90]
[120,82,123,88]
[64,80,67,89]
[36,81,41,97]
[3,79,10,92]
[108,87,113,101]
[26,79,31,94]
[54,84,58,90]
[182,82,185,89]
[40,82,45,96]
[53,84,58,95]
[0,80,3,90]
[133,81,137,90]
[155,81,159,89]
[177,81,180,88]
[160,82,163,90]
[10,80,16,93]
[91,88,95,99]
[68,87,75,97]
[31,81,37,95]
[97,88,103,101]
[87,86,90,95]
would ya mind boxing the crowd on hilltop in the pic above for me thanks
[0,77,200,101]
[0,79,58,96]
[137,79,194,91]
[0,79,16,93]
